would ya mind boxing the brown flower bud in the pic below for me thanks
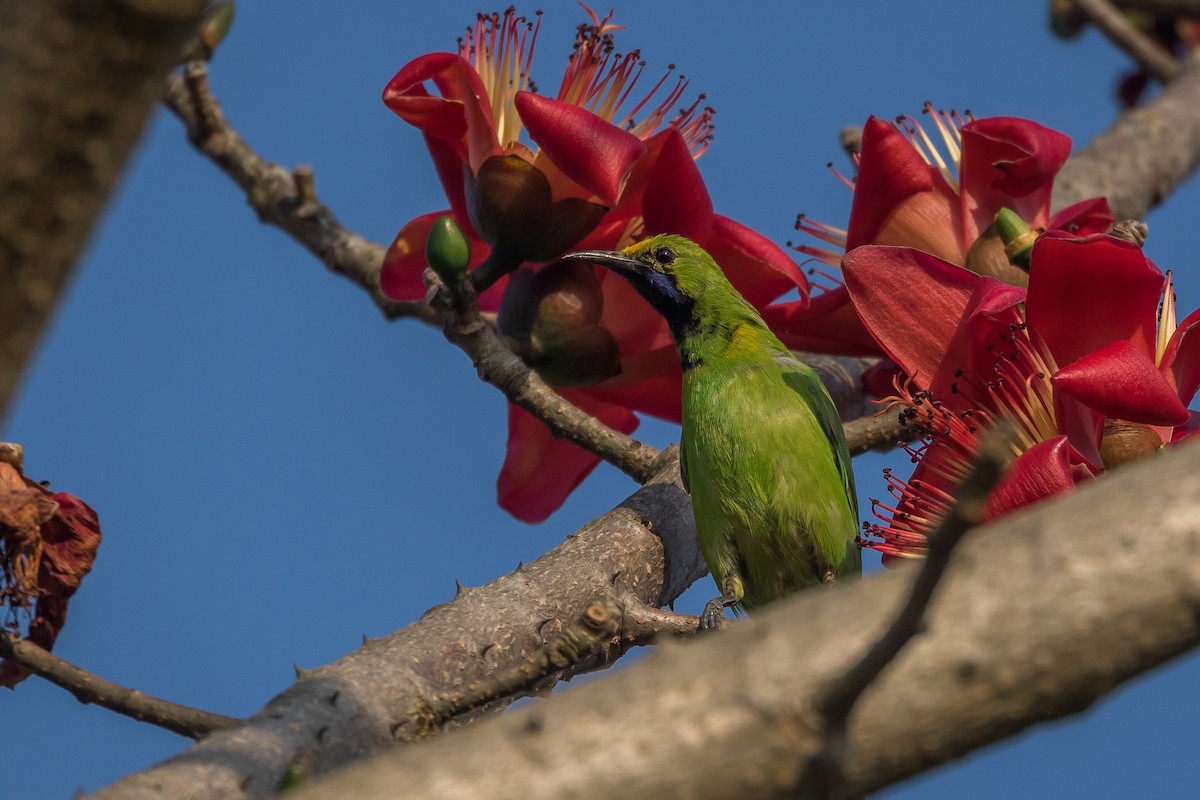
[1100,418,1161,470]
[498,261,621,387]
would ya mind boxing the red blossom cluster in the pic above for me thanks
[380,6,806,521]
[380,7,1198,543]
[817,108,1200,560]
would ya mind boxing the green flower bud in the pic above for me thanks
[994,208,1038,272]
[425,215,471,287]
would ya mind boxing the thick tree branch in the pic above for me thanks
[273,438,1200,800]
[1074,0,1183,82]
[807,425,1012,798]
[0,0,211,419]
[1054,51,1200,218]
[87,453,706,800]
[0,630,237,739]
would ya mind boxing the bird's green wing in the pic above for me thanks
[777,355,860,576]
[679,437,691,494]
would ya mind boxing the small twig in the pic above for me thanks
[806,423,1015,799]
[470,250,523,294]
[399,598,623,741]
[618,596,699,643]
[0,630,237,739]
[427,271,665,483]
[162,62,436,325]
[1073,0,1183,82]
[842,410,908,456]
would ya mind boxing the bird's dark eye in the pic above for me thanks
[653,246,676,266]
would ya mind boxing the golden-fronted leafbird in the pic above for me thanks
[567,235,859,628]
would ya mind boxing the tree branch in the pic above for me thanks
[1110,0,1200,16]
[807,425,1013,799]
[271,438,1200,800]
[427,271,665,483]
[0,630,237,740]
[1073,0,1182,82]
[1054,51,1200,218]
[87,453,706,800]
[0,0,211,420]
[161,62,435,325]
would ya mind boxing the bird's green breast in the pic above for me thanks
[680,345,859,609]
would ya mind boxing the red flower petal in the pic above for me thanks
[1046,196,1114,236]
[497,393,639,523]
[642,128,713,242]
[958,117,1071,242]
[1053,340,1190,426]
[586,344,683,422]
[515,92,645,206]
[1171,410,1200,443]
[382,53,472,139]
[1162,305,1200,407]
[1027,232,1164,368]
[595,268,675,354]
[702,215,808,307]
[382,53,499,171]
[982,435,1084,519]
[843,246,1022,399]
[423,133,475,230]
[762,289,883,357]
[846,118,964,262]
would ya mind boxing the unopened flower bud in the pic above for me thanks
[425,215,471,288]
[498,261,621,387]
[1100,418,1161,469]
[466,155,608,262]
[1049,0,1087,39]
[994,208,1038,271]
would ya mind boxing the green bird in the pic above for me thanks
[567,235,859,628]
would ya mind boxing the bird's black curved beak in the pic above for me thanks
[563,249,643,274]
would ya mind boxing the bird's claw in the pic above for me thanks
[698,594,738,633]
[698,599,727,632]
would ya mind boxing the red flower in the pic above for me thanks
[380,7,806,521]
[1,459,101,687]
[1030,232,1200,448]
[767,108,1113,360]
[846,234,1200,560]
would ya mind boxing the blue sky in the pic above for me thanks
[3,1,1198,796]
